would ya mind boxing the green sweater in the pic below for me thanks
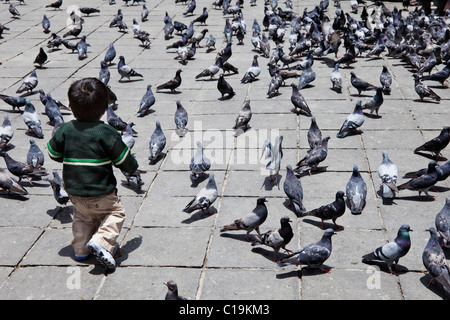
[47,120,138,197]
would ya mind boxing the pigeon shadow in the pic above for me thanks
[118,78,144,83]
[414,151,447,161]
[419,274,450,300]
[148,152,166,165]
[365,56,383,61]
[394,195,436,202]
[46,205,73,224]
[156,90,182,94]
[363,112,382,119]
[190,173,209,187]
[250,246,288,262]
[120,180,146,195]
[301,218,345,232]
[350,93,372,98]
[412,98,440,104]
[260,174,282,191]
[220,232,255,243]
[295,166,328,177]
[321,57,338,68]
[0,192,28,201]
[115,235,143,266]
[218,94,235,101]
[181,207,217,224]
[19,91,38,98]
[267,92,282,99]
[233,126,252,137]
[362,260,408,275]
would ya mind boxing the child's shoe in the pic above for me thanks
[86,241,116,270]
[74,253,90,261]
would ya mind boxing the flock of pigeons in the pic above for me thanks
[0,0,449,300]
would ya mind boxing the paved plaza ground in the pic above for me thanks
[0,0,449,301]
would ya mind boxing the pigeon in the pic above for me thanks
[337,100,365,138]
[404,160,450,182]
[189,28,208,47]
[34,47,48,67]
[63,18,83,38]
[137,84,156,117]
[118,56,143,82]
[420,61,450,87]
[0,151,47,183]
[397,161,439,198]
[141,5,149,22]
[9,4,20,18]
[0,94,28,112]
[283,165,306,216]
[106,106,133,133]
[362,224,413,275]
[44,171,69,206]
[205,33,216,52]
[417,49,438,75]
[16,70,38,95]
[42,15,51,34]
[104,43,116,66]
[290,83,312,117]
[422,228,450,294]
[196,57,223,80]
[220,196,268,241]
[300,190,346,230]
[44,93,64,126]
[345,164,367,215]
[261,136,283,184]
[192,7,208,25]
[80,7,101,16]
[167,33,189,50]
[157,69,182,93]
[380,65,392,94]
[252,216,294,262]
[121,122,136,149]
[76,35,88,60]
[378,150,399,199]
[45,0,63,10]
[99,61,111,85]
[307,116,322,150]
[47,33,63,51]
[174,100,188,137]
[22,101,44,139]
[266,69,283,98]
[183,0,196,16]
[413,74,441,102]
[182,173,218,214]
[217,73,235,100]
[296,136,330,174]
[61,39,78,52]
[164,280,187,300]
[0,167,28,196]
[414,127,450,159]
[240,55,261,84]
[350,72,377,96]
[435,196,450,248]
[148,121,166,163]
[173,21,187,34]
[362,87,384,117]
[164,20,175,40]
[223,18,232,43]
[232,100,252,132]
[278,228,336,273]
[0,116,13,151]
[190,141,211,180]
[330,63,342,93]
[27,139,45,169]
[297,65,316,90]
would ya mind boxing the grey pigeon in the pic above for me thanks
[33,48,48,68]
[362,224,412,275]
[0,167,28,196]
[121,122,136,150]
[99,61,110,85]
[337,100,365,138]
[435,196,450,248]
[148,121,166,163]
[45,0,63,10]
[107,106,129,132]
[0,116,14,151]
[118,56,143,82]
[174,100,188,137]
[417,49,437,75]
[0,151,47,183]
[42,14,51,34]
[296,136,330,174]
[205,33,216,52]
[252,216,294,262]
[350,71,377,96]
[80,7,100,16]
[420,61,450,87]
[266,69,283,98]
[45,93,64,126]
[76,35,88,60]
[414,127,450,159]
[297,65,316,90]
[413,74,441,102]
[27,139,45,169]
[104,43,116,66]
[16,70,38,94]
[217,73,235,100]
[183,173,218,214]
[192,7,208,25]
[300,190,346,230]
[422,228,450,295]
[157,69,182,93]
[241,55,261,84]
[380,65,392,94]
[307,116,322,149]
[362,87,384,117]
[196,57,222,80]
[9,4,20,18]
[44,171,69,206]
[404,160,450,183]
[164,280,187,300]
[0,94,28,112]
[183,0,196,16]
[22,101,44,139]
[330,63,342,93]
[220,196,268,241]
[61,39,78,53]
[261,136,283,184]
[345,164,367,215]
[378,150,399,199]
[232,100,252,132]
[290,83,312,116]
[278,228,336,273]
[283,165,306,216]
[137,84,155,117]
[190,141,211,180]
[397,161,439,198]
[141,4,149,22]
[122,169,146,189]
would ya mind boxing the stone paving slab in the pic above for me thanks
[0,0,449,302]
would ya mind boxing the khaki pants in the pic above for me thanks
[69,190,125,256]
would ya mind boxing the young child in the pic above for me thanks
[47,77,139,270]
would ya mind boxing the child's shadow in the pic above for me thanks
[115,235,143,266]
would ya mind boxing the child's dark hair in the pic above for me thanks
[68,77,109,121]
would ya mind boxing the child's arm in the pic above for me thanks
[47,128,64,163]
[108,135,139,174]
